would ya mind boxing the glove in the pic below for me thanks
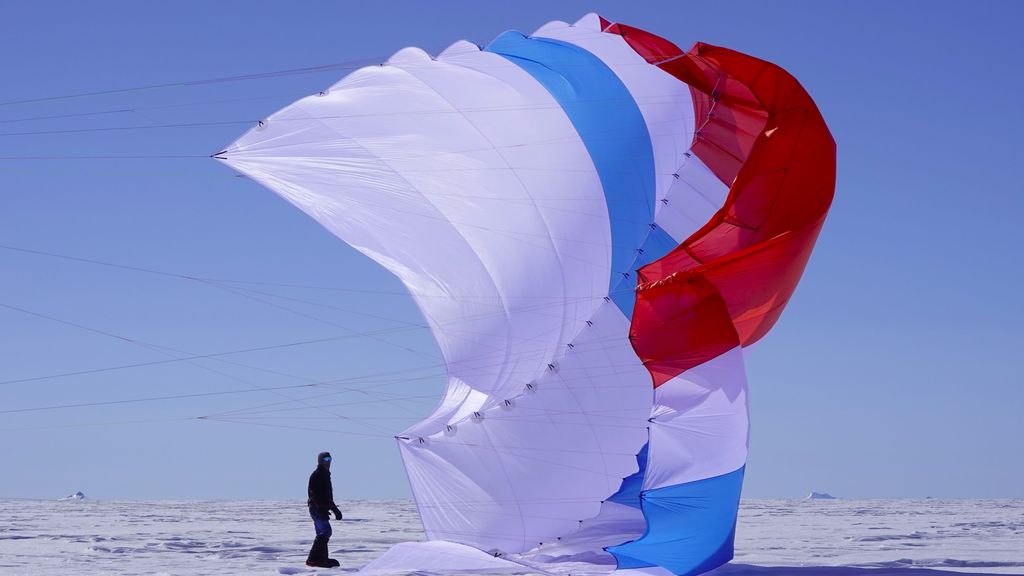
[331,507,343,521]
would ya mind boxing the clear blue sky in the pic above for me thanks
[2,1,1021,500]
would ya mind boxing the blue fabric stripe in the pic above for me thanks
[485,32,657,317]
[607,442,649,509]
[607,466,746,575]
[610,224,678,317]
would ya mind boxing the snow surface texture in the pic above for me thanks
[0,499,1021,575]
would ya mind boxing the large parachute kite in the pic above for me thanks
[218,13,834,576]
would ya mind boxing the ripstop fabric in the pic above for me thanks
[218,12,835,576]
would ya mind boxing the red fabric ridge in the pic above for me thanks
[606,23,836,387]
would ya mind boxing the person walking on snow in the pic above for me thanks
[306,451,343,568]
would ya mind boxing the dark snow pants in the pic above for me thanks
[307,505,332,563]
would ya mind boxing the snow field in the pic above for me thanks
[0,499,1020,575]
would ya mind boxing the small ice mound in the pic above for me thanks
[357,541,531,575]
[805,491,836,500]
[59,491,86,501]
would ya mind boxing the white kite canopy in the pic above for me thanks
[219,12,835,576]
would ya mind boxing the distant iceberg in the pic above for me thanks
[59,491,86,501]
[806,491,837,500]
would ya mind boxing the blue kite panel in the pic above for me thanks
[610,224,679,318]
[607,441,649,509]
[607,466,746,575]
[486,32,656,318]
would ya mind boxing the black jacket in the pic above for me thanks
[307,465,336,509]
